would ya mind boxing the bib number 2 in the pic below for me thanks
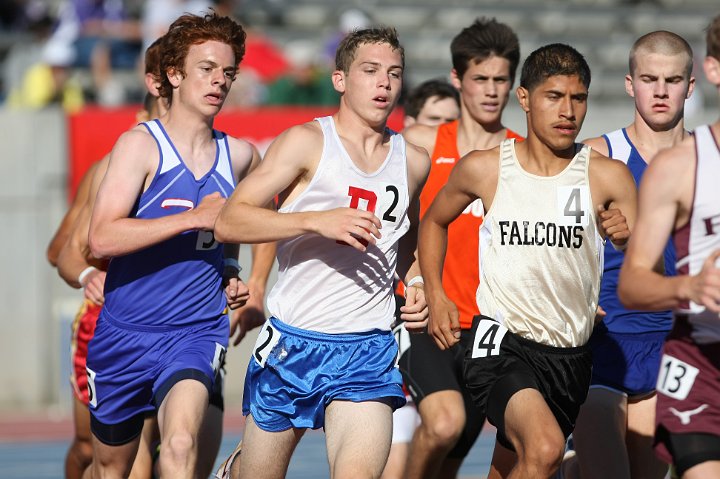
[253,320,281,367]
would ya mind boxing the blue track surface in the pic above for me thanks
[0,430,495,478]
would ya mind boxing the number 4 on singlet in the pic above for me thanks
[557,186,590,226]
[471,319,508,359]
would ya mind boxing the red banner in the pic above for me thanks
[67,106,405,199]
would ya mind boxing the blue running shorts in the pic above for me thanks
[243,317,406,432]
[589,324,668,397]
[87,313,229,445]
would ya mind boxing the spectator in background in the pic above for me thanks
[2,1,84,110]
[6,38,84,112]
[265,40,338,106]
[39,0,140,105]
[47,0,142,106]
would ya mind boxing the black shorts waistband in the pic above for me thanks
[476,315,590,355]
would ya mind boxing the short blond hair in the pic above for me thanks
[629,31,693,78]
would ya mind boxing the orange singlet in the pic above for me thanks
[420,120,523,329]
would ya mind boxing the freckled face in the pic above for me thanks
[172,40,237,114]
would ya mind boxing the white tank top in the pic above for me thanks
[266,116,411,333]
[674,124,720,344]
[477,139,604,347]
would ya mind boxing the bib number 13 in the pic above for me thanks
[471,319,508,359]
[657,354,699,400]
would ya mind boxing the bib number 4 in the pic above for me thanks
[557,186,590,226]
[471,319,508,359]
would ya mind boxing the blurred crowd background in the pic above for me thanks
[0,0,717,114]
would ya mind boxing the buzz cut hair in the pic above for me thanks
[629,31,693,78]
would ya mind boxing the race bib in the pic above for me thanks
[557,186,590,226]
[657,354,699,400]
[86,367,98,408]
[253,320,281,367]
[393,322,411,367]
[211,342,227,375]
[471,318,508,359]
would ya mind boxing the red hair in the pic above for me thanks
[158,11,246,101]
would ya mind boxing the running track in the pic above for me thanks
[0,408,493,478]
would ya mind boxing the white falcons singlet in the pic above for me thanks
[674,124,720,344]
[266,116,411,334]
[477,139,604,347]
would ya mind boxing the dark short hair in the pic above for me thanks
[404,79,459,119]
[707,14,720,60]
[520,43,591,92]
[451,17,520,82]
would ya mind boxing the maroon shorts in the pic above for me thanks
[654,318,720,464]
[70,300,102,405]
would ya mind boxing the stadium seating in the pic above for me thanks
[1,0,714,106]
[238,0,716,106]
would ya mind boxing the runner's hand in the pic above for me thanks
[598,204,629,249]
[313,208,382,251]
[687,249,720,312]
[82,268,106,305]
[224,277,250,310]
[194,192,226,230]
[428,292,461,350]
[402,283,428,331]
